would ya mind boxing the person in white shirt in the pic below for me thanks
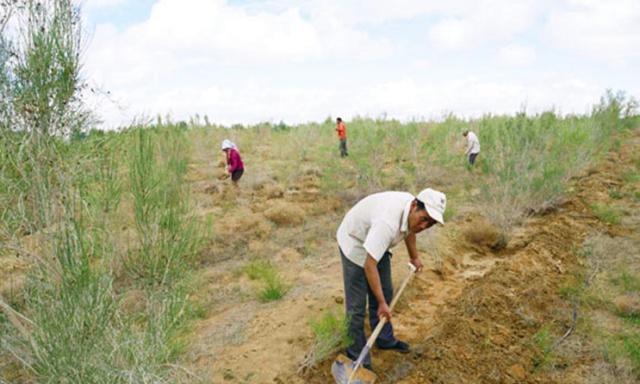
[336,188,446,370]
[463,130,480,166]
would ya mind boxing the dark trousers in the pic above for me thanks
[340,248,396,366]
[468,152,478,165]
[339,139,348,157]
[231,168,244,182]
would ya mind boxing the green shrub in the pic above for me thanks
[532,326,554,369]
[243,260,274,281]
[298,312,351,372]
[125,128,201,286]
[310,312,351,359]
[259,273,288,303]
[0,4,202,378]
[623,171,640,183]
[243,260,288,302]
[612,270,640,292]
[609,188,624,199]
[591,203,622,225]
[623,335,640,375]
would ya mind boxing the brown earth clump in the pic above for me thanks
[301,165,322,178]
[284,170,322,203]
[0,256,27,303]
[216,207,272,240]
[613,294,640,317]
[203,183,221,194]
[264,201,305,226]
[388,189,603,383]
[120,289,147,315]
[264,183,285,199]
[276,247,302,263]
[212,167,227,180]
[462,219,500,248]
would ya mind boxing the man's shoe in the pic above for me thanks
[377,340,410,353]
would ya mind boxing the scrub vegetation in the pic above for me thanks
[242,259,289,302]
[298,312,351,373]
[554,234,640,382]
[0,2,202,382]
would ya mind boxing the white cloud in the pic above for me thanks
[546,0,640,65]
[498,44,536,66]
[427,0,540,50]
[252,0,455,26]
[78,0,639,127]
[86,70,605,128]
[302,0,446,26]
[338,75,601,122]
[87,0,390,68]
[84,0,394,126]
[428,18,470,50]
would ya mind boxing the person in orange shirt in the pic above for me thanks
[336,117,348,157]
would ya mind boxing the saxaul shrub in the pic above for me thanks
[126,127,201,287]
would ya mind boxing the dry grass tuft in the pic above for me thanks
[613,294,640,317]
[276,247,302,263]
[119,289,148,315]
[263,201,305,226]
[463,221,500,248]
[263,183,285,199]
[217,207,272,239]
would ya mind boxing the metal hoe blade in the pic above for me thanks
[331,354,377,384]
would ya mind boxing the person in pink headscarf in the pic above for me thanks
[221,139,244,185]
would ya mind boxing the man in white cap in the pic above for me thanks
[337,188,446,370]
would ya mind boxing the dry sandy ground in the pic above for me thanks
[183,130,640,384]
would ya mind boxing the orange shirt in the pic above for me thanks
[336,122,347,139]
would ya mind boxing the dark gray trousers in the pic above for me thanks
[339,139,348,157]
[340,248,396,365]
[468,152,478,165]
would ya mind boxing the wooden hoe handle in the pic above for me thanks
[365,263,417,349]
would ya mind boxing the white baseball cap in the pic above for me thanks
[416,188,446,225]
[221,139,233,150]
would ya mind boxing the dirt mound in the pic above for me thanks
[284,169,322,203]
[212,167,228,180]
[263,183,285,199]
[215,207,272,240]
[0,256,27,301]
[244,173,277,191]
[384,184,606,383]
[203,183,221,194]
[276,247,302,263]
[119,289,147,315]
[462,219,501,248]
[613,294,640,316]
[301,165,322,178]
[264,201,305,226]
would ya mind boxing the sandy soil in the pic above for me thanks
[182,130,640,384]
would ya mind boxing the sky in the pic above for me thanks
[77,0,640,127]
